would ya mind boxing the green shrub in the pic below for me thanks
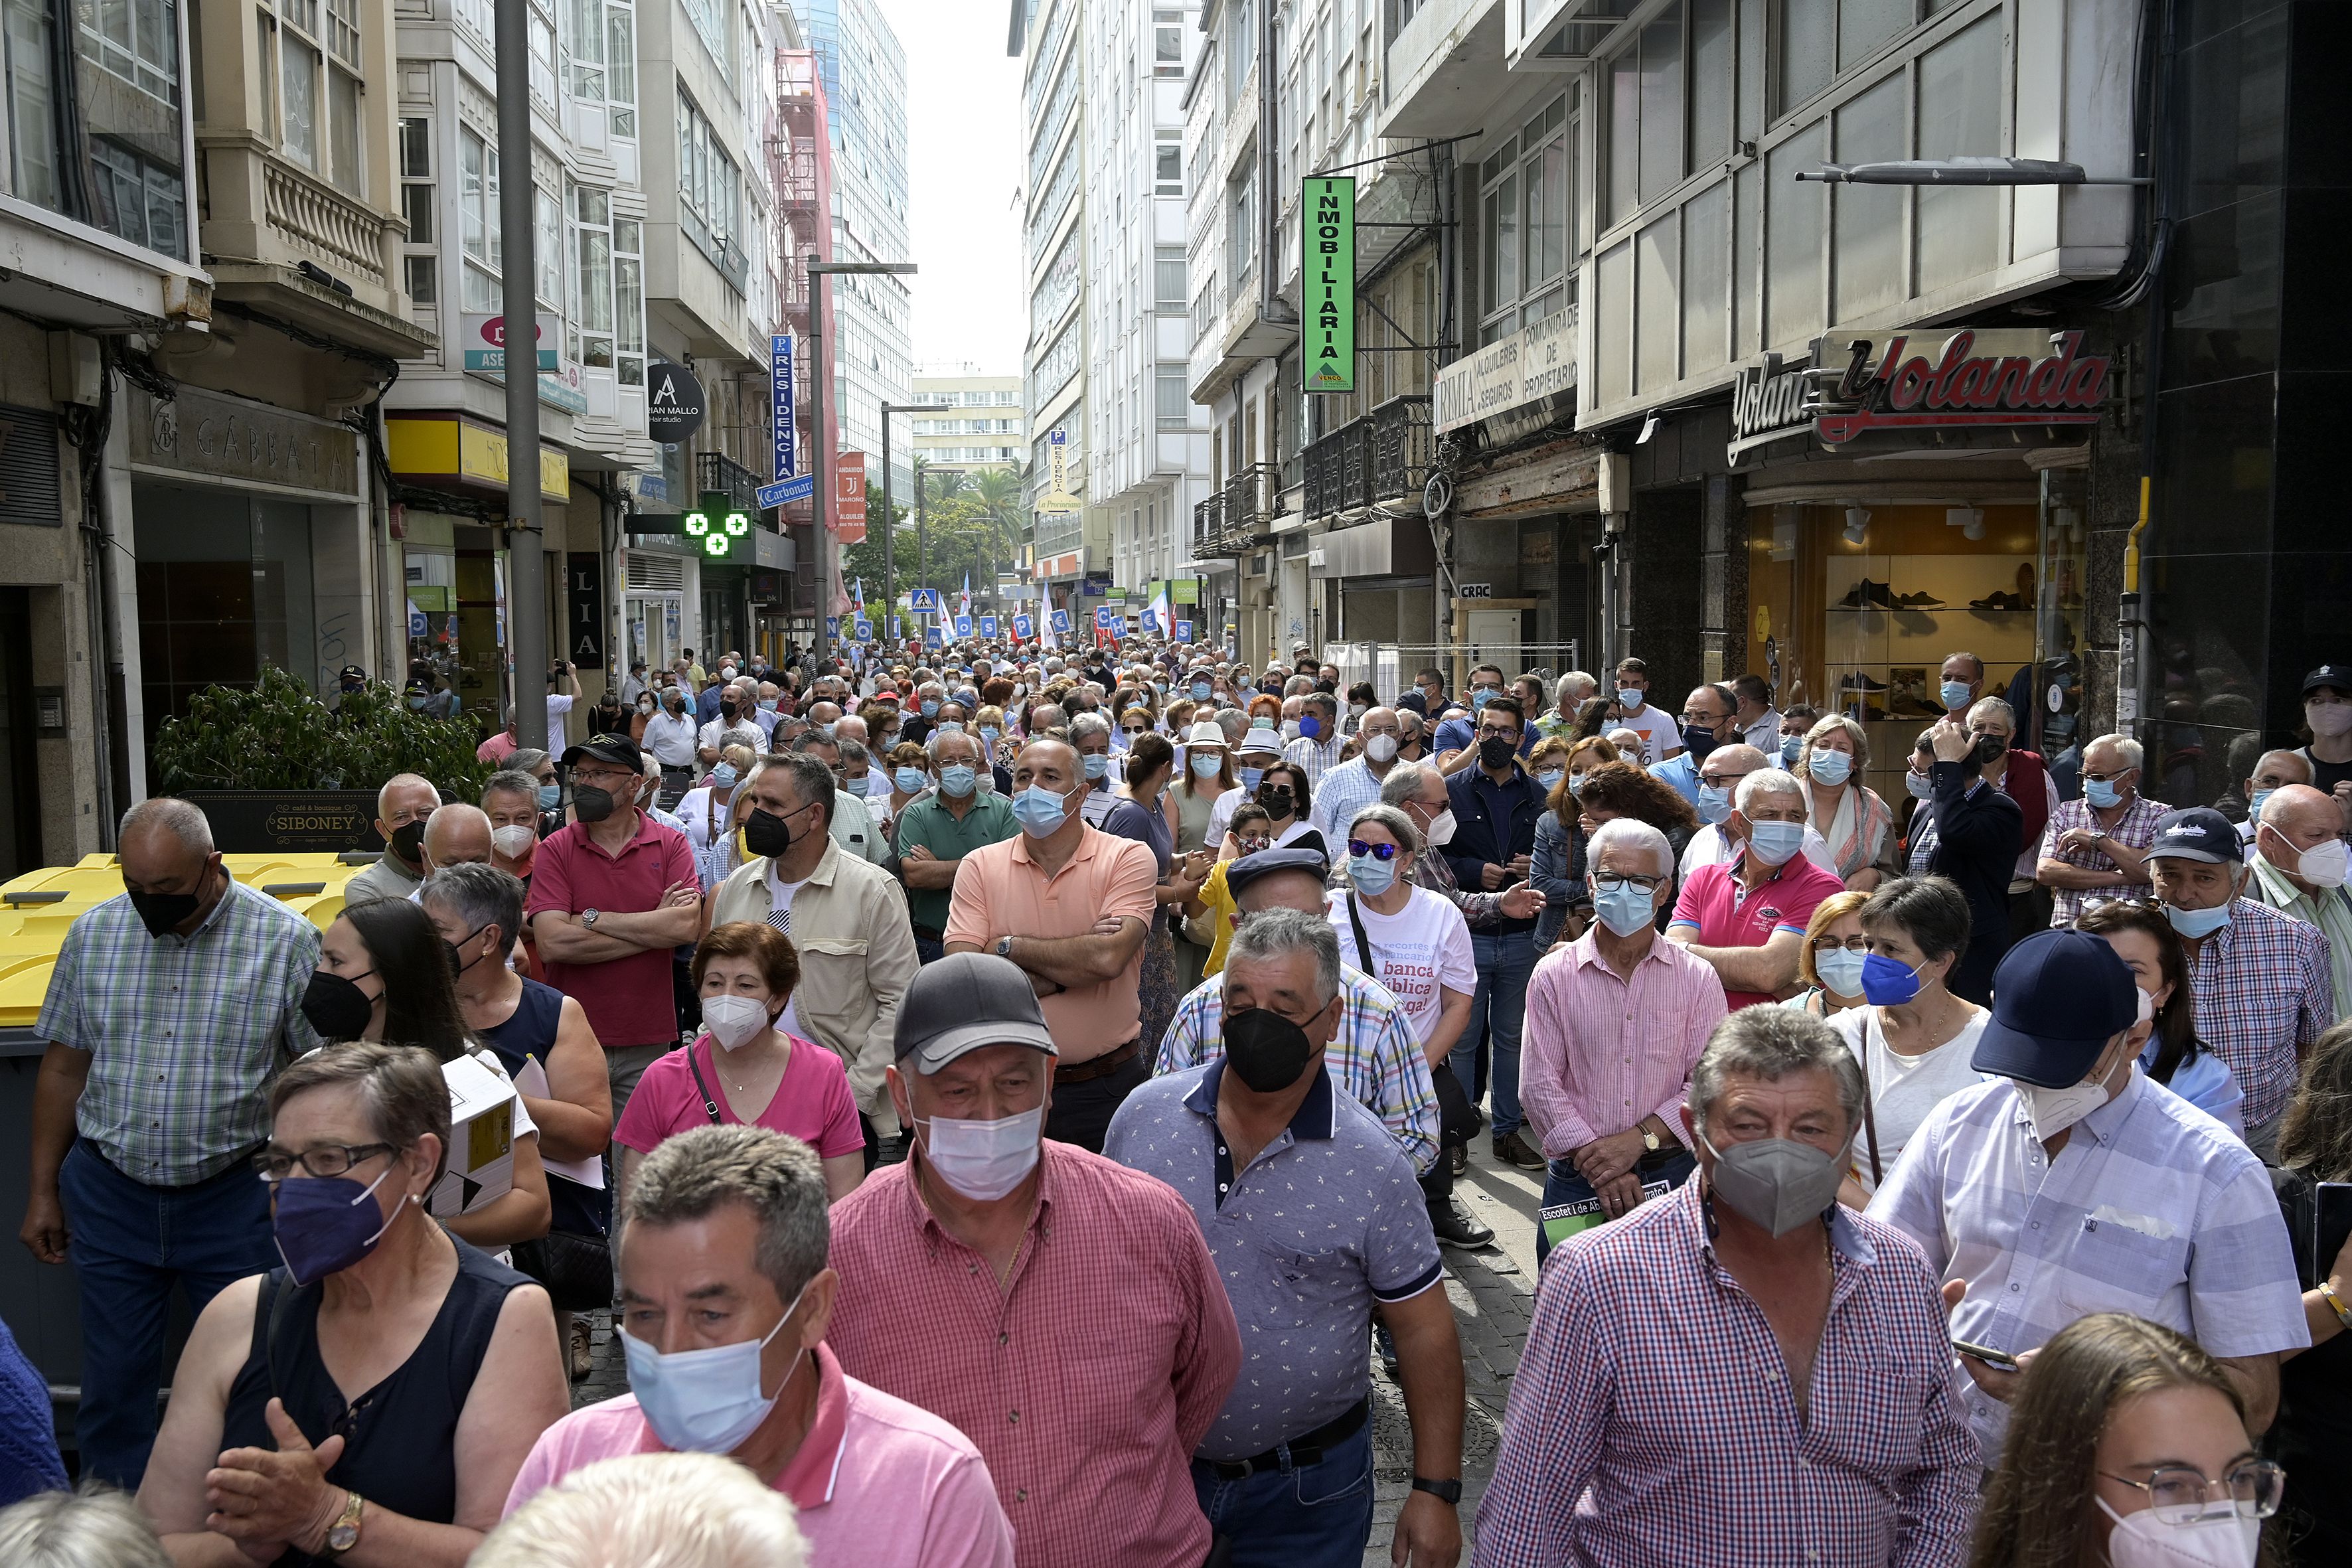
[154,668,489,797]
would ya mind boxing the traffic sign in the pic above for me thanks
[756,473,813,509]
[909,588,941,613]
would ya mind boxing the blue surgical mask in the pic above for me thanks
[816,721,836,738]
[1747,819,1806,866]
[1806,748,1851,787]
[1859,951,1924,1006]
[536,784,562,810]
[1814,947,1867,998]
[1082,753,1109,780]
[980,726,1000,745]
[895,766,927,794]
[1346,852,1397,897]
[1471,688,1495,710]
[623,1283,807,1455]
[761,699,780,713]
[1239,766,1266,791]
[1536,769,1565,791]
[921,699,940,717]
[1012,783,1075,837]
[1695,784,1732,825]
[2248,787,2273,823]
[1591,878,1656,939]
[1567,773,1587,797]
[1191,753,1223,779]
[1905,771,1934,801]
[2163,900,2233,939]
[1780,736,1804,765]
[710,763,738,789]
[938,764,977,798]
[2084,777,2122,809]
[1616,688,1644,709]
[1191,682,1212,700]
[1940,680,1973,711]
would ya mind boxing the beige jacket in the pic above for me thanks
[710,836,921,1136]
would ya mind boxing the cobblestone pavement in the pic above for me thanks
[567,1140,1551,1568]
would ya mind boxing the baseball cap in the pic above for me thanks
[894,952,1058,1071]
[1971,929,2141,1087]
[559,733,644,772]
[2303,664,2352,696]
[2144,807,2242,866]
[1225,846,1330,901]
[339,665,368,684]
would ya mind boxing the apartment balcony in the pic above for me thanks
[1190,460,1279,558]
[198,141,433,360]
[1379,0,1502,141]
[1303,395,1432,524]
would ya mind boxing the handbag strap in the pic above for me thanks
[1855,1012,1885,1186]
[683,1040,725,1125]
[1346,891,1375,977]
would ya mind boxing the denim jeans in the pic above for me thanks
[1534,1147,1697,1266]
[1191,1420,1374,1568]
[1453,930,1536,1139]
[58,1138,275,1487]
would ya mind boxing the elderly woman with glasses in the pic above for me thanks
[139,1044,568,1568]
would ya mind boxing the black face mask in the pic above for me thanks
[389,818,429,866]
[572,787,617,824]
[302,969,377,1041]
[721,702,740,721]
[1974,734,2009,765]
[742,806,797,859]
[443,926,490,982]
[1478,735,1520,772]
[1224,1006,1318,1093]
[1681,724,1723,762]
[126,863,215,939]
[1257,785,1294,819]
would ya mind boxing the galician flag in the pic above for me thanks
[960,572,973,616]
[1148,586,1173,637]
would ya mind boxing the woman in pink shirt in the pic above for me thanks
[614,923,866,1202]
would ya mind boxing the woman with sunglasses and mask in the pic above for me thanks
[137,1043,570,1568]
[1969,1312,2286,1568]
[1328,805,1475,1075]
[2075,899,2244,1137]
[304,900,553,1255]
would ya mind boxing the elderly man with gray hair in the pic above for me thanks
[501,1125,1014,1565]
[345,771,442,906]
[1667,767,1851,1008]
[1478,1008,1979,1568]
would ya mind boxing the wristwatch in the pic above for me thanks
[581,907,600,929]
[324,1490,364,1555]
[994,935,1014,959]
[1411,1476,1463,1506]
[1641,1123,1662,1153]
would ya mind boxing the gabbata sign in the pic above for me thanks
[1810,328,2109,445]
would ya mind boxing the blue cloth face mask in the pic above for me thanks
[2163,900,2233,939]
[1814,946,1867,997]
[937,764,977,798]
[1695,785,1732,826]
[710,763,738,789]
[1239,766,1266,791]
[1191,753,1223,779]
[1591,878,1656,939]
[1747,819,1806,866]
[623,1281,808,1455]
[1859,951,1925,1006]
[1012,783,1077,837]
[272,1164,402,1287]
[536,783,562,811]
[1299,714,1323,739]
[1346,852,1397,897]
[895,766,928,794]
[1806,748,1851,787]
[2084,777,2123,809]
[1939,680,1973,711]
[1082,753,1109,780]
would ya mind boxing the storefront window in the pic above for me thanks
[3,0,191,259]
[132,487,319,739]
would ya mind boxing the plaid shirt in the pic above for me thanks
[826,1142,1242,1568]
[2038,793,2166,926]
[2179,896,2334,1129]
[1156,969,1439,1174]
[1478,1181,1978,1568]
[37,882,323,1184]
[1308,754,1386,843]
[1282,730,1345,786]
[1869,1069,2308,1462]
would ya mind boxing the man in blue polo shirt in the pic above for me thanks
[1650,682,1739,807]
[1109,907,1462,1568]
[1444,694,1549,1170]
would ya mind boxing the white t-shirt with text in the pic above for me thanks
[1326,885,1476,1051]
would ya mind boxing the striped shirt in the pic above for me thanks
[1478,1182,1979,1568]
[1282,731,1346,787]
[1868,1069,2308,1462]
[1308,754,1387,844]
[1519,932,1728,1160]
[2177,896,2334,1130]
[2038,794,2167,926]
[1156,968,1439,1174]
[37,881,323,1184]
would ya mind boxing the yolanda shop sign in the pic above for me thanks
[1810,328,2110,445]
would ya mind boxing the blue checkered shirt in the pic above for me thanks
[1868,1068,2308,1462]
[1156,968,1439,1174]
[2176,896,2333,1131]
[37,882,323,1184]
[1308,755,1386,844]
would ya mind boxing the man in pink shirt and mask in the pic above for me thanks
[503,1124,1012,1567]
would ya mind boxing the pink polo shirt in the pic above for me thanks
[524,811,698,1048]
[503,1344,1014,1568]
[1668,852,1847,1009]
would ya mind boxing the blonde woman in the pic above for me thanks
[1782,890,1870,1018]
[1793,714,1899,890]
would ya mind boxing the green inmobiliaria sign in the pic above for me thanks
[1302,175,1356,394]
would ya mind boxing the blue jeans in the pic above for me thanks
[1191,1419,1373,1568]
[58,1138,275,1487]
[1535,1148,1697,1266]
[1454,930,1536,1140]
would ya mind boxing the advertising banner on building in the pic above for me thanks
[1302,176,1356,394]
[769,335,795,479]
[834,451,868,543]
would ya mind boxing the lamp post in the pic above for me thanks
[496,0,546,745]
[880,399,921,651]
[807,258,916,668]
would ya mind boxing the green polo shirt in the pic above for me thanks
[893,791,1018,932]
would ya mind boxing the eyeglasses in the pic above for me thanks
[254,1142,396,1182]
[1592,872,1665,894]
[1810,935,1868,953]
[2100,1462,2284,1526]
[1347,839,1403,862]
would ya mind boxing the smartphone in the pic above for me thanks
[1952,1338,2021,1372]
[2314,1182,2352,1289]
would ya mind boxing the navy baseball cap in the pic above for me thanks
[1225,846,1330,902]
[2144,807,2242,865]
[1972,929,2140,1087]
[2302,664,2352,696]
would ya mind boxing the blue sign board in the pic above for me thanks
[978,615,998,638]
[923,627,945,649]
[1174,619,1194,643]
[769,335,795,480]
[1094,605,1119,629]
[1012,614,1034,639]
[909,588,941,613]
[853,617,872,640]
[953,614,973,638]
[1050,609,1071,633]
[755,473,813,509]
[408,602,428,638]
[824,617,839,640]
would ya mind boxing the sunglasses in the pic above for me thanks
[1347,840,1403,862]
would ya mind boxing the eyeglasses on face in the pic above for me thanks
[254,1142,396,1182]
[1592,872,1665,894]
[2099,1461,2284,1526]
[1348,840,1402,862]
[1810,935,1868,953]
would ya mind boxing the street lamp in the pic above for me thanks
[807,258,916,667]
[879,399,922,650]
[1796,157,2149,186]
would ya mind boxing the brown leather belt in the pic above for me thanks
[1054,1036,1140,1083]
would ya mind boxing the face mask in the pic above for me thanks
[1365,734,1399,764]
[1748,820,1805,867]
[1567,773,1588,797]
[2296,836,2350,889]
[1806,748,1851,787]
[764,700,783,714]
[1972,735,2007,768]
[1192,682,1212,700]
[1012,783,1076,837]
[1239,766,1266,791]
[623,1285,807,1455]
[1695,785,1733,826]
[1470,688,1498,711]
[1681,724,1721,761]
[1616,687,1644,710]
[1250,716,1276,731]
[1190,753,1223,779]
[1701,1130,1845,1237]
[1592,879,1656,939]
[1300,715,1324,740]
[272,1163,403,1287]
[639,700,656,715]
[720,703,741,722]
[2096,1498,2259,1568]
[1347,703,1367,718]
[442,925,491,984]
[1279,719,1301,741]
[491,824,536,860]
[1536,769,1565,791]
[938,764,977,799]
[1223,1006,1320,1094]
[1814,946,1867,997]
[406,694,429,710]
[1257,783,1294,818]
[710,763,739,790]
[701,994,772,1051]
[1905,771,1934,801]
[1426,809,1457,848]
[1082,753,1109,780]
[1346,852,1397,897]
[921,700,940,717]
[917,1105,1045,1200]
[126,874,208,939]
[2163,899,2233,939]
[390,819,430,866]
[1859,951,1925,1006]
[301,969,378,1041]
[1478,735,1519,771]
[980,726,1000,747]
[896,766,929,794]
[741,807,797,860]
[2017,1061,2114,1144]
[1940,680,1973,710]
[1781,736,1805,766]
[2309,702,2352,738]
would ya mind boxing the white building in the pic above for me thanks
[911,369,1027,471]
[1013,0,1090,605]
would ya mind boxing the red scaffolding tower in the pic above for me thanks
[768,48,835,619]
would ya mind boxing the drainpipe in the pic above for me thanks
[1258,0,1280,322]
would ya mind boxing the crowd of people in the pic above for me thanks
[5,633,2351,1568]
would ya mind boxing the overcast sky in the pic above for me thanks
[873,0,1026,378]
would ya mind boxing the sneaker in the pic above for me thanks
[1491,1131,1545,1170]
[567,1314,595,1383]
[1839,671,1889,692]
[1449,1142,1469,1177]
[1428,1197,1494,1249]
[1374,1320,1400,1372]
[1891,589,1946,609]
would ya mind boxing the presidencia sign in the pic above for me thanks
[1302,175,1355,394]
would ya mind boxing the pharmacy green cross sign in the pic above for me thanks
[1303,175,1356,394]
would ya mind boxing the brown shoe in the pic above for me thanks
[1491,1131,1545,1171]
[567,1313,595,1382]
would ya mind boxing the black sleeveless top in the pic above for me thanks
[219,1240,527,1567]
[477,979,608,1237]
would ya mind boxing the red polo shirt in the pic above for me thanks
[1668,852,1847,1009]
[524,811,696,1047]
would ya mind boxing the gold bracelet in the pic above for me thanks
[2322,1280,2352,1331]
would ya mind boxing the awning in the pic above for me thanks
[387,413,570,503]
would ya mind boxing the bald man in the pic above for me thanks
[345,773,441,906]
[2238,749,2314,846]
[2247,783,2352,1022]
[418,803,495,881]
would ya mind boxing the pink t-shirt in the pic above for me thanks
[504,1345,1014,1568]
[612,1033,865,1160]
[1669,854,1849,1010]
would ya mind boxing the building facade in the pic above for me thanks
[910,370,1026,471]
